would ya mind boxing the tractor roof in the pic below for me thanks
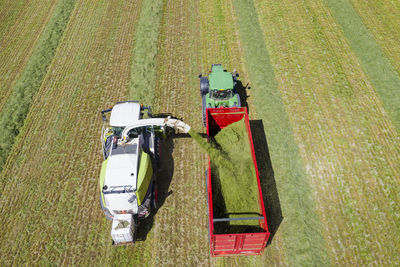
[110,102,141,127]
[209,65,234,90]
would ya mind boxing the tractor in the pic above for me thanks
[199,64,241,125]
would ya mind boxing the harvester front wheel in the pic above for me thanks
[99,195,113,221]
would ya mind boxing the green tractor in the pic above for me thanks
[199,64,241,125]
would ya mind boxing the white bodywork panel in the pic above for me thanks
[105,192,138,213]
[104,136,143,214]
[111,214,134,244]
[104,140,141,189]
[110,102,141,127]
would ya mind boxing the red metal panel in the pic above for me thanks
[206,107,270,256]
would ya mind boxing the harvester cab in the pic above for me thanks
[99,101,191,245]
[199,64,241,125]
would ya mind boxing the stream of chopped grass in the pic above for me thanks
[189,118,260,232]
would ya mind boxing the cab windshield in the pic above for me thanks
[210,89,232,100]
[112,127,124,137]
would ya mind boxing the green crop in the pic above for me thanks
[189,119,260,232]
[128,0,164,105]
[0,0,77,171]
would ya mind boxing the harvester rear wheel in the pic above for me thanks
[151,182,158,210]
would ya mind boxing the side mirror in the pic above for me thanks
[198,74,202,78]
[236,73,239,77]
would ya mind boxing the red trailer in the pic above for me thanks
[205,107,270,256]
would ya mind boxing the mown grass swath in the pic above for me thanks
[0,0,77,171]
[232,0,329,265]
[128,0,164,105]
[324,0,400,132]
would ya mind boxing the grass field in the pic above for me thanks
[0,0,57,111]
[0,0,399,265]
[0,0,76,171]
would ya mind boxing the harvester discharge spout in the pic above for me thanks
[120,117,191,143]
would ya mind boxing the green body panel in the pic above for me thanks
[99,159,108,207]
[136,152,153,205]
[209,65,234,90]
[205,65,240,108]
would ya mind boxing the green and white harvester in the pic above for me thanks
[199,64,241,125]
[99,101,190,245]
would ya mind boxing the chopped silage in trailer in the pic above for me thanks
[189,118,261,232]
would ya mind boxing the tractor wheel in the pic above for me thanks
[200,77,209,96]
[202,95,207,126]
[236,94,241,107]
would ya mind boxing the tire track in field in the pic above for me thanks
[0,0,141,265]
[255,0,400,264]
[0,0,57,111]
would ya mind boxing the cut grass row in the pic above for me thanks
[0,0,57,110]
[254,0,400,264]
[128,0,164,105]
[323,0,400,132]
[232,0,330,266]
[0,0,141,265]
[0,0,76,172]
